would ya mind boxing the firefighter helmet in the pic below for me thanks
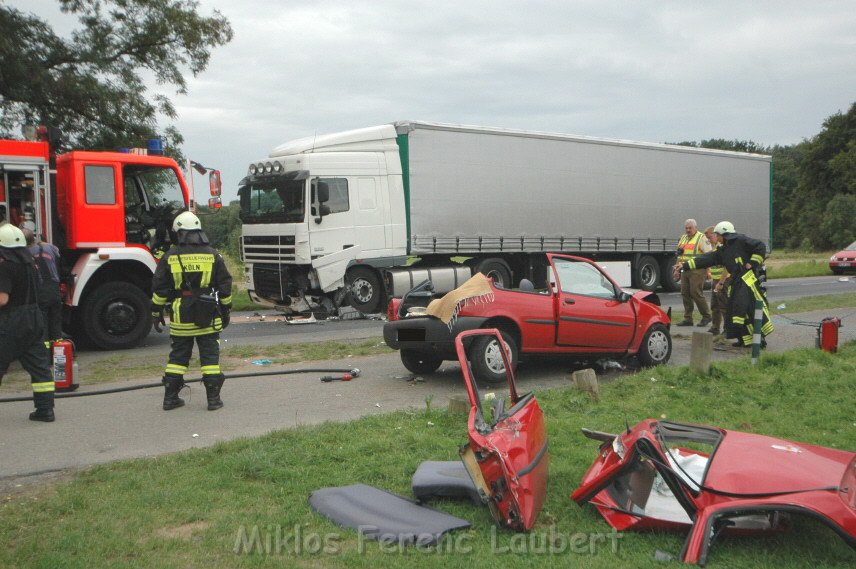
[172,211,202,232]
[0,224,26,248]
[714,221,735,235]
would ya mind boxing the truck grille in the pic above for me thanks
[251,263,311,301]
[243,235,297,262]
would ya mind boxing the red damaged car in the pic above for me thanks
[384,254,672,382]
[571,419,856,566]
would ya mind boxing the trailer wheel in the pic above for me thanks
[634,256,660,291]
[81,281,152,350]
[400,350,443,375]
[474,258,512,289]
[346,267,383,313]
[637,324,672,366]
[660,256,681,292]
[469,330,518,384]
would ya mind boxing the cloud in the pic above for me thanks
[16,0,856,200]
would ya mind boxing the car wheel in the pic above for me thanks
[637,323,672,366]
[634,255,660,291]
[832,268,844,275]
[474,258,512,289]
[400,350,443,375]
[469,330,518,384]
[346,267,384,313]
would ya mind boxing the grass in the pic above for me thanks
[766,250,836,279]
[669,291,856,327]
[0,339,391,391]
[1,344,855,568]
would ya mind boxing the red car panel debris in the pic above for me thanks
[455,329,549,531]
[571,419,856,565]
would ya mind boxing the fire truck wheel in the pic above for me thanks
[82,282,152,350]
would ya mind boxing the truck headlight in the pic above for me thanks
[272,161,282,173]
[248,164,257,175]
[264,162,273,173]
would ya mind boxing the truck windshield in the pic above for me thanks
[238,177,305,223]
[123,165,185,210]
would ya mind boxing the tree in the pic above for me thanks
[0,0,232,152]
[783,103,856,249]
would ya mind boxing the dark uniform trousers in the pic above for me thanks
[0,304,54,409]
[165,334,221,380]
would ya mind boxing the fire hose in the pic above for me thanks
[0,367,361,403]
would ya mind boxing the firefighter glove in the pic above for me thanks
[152,307,166,333]
[221,306,231,329]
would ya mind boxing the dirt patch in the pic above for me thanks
[156,520,209,540]
[0,469,75,501]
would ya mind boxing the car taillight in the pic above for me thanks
[387,298,401,321]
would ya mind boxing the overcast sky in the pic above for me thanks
[20,0,856,201]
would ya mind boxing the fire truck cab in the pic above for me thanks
[0,137,215,350]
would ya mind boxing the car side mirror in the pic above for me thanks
[618,291,632,302]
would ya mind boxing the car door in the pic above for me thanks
[551,256,636,349]
[456,329,548,531]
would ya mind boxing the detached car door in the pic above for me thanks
[551,256,636,350]
[456,329,549,531]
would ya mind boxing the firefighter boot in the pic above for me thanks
[163,375,186,410]
[202,374,225,411]
[30,392,55,422]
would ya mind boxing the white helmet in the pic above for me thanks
[0,224,26,248]
[172,211,202,232]
[714,221,735,235]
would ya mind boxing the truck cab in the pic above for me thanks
[238,125,407,314]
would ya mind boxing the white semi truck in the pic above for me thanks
[238,121,771,315]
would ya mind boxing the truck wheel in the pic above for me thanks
[474,258,512,289]
[400,350,443,375]
[469,331,518,384]
[637,324,672,366]
[346,267,383,313]
[659,257,681,292]
[81,281,152,350]
[634,256,660,291]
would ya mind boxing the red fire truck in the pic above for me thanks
[0,134,221,350]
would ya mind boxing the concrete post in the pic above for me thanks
[690,331,713,374]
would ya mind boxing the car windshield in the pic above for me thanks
[552,258,616,298]
[846,241,856,250]
[239,176,305,224]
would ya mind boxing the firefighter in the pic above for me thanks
[151,211,232,411]
[672,218,712,327]
[679,221,773,347]
[0,224,55,421]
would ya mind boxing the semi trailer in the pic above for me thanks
[238,121,771,315]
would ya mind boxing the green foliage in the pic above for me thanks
[782,103,856,250]
[0,0,233,153]
[200,201,242,259]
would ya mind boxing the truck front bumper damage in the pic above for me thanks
[571,419,856,565]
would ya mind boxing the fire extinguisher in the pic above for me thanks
[52,339,79,392]
[819,318,842,353]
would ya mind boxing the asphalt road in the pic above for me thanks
[130,274,856,351]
